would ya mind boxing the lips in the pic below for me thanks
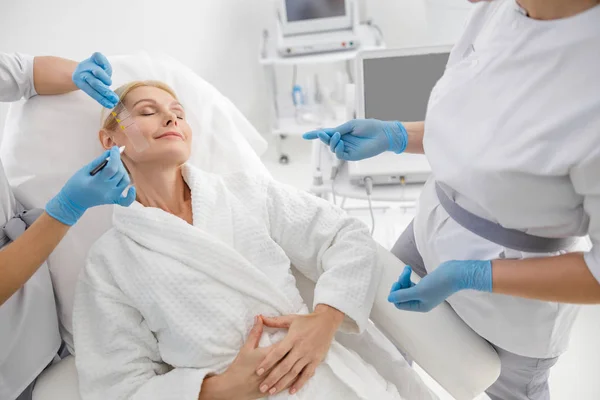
[156,131,184,140]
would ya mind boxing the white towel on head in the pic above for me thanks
[73,165,409,400]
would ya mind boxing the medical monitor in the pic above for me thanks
[357,46,451,121]
[279,0,353,36]
[349,46,452,185]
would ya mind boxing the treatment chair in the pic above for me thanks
[0,52,500,400]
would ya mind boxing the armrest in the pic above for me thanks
[32,356,82,400]
[371,244,501,400]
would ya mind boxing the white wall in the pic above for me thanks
[368,0,472,47]
[0,0,277,138]
[0,0,472,142]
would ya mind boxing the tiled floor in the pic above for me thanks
[262,135,600,399]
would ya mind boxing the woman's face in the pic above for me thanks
[100,86,192,167]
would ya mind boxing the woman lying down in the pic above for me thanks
[73,81,408,400]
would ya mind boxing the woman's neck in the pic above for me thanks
[517,0,599,20]
[130,164,192,219]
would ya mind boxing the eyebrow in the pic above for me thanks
[132,98,156,108]
[131,99,184,109]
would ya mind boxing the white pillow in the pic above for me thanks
[0,52,268,350]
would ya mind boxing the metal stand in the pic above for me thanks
[259,23,385,164]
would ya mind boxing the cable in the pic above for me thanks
[260,29,269,59]
[365,19,384,46]
[331,180,337,205]
[330,162,340,206]
[313,171,324,186]
[312,141,324,186]
[364,177,375,236]
[345,60,354,84]
[292,65,298,87]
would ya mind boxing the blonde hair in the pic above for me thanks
[101,80,179,131]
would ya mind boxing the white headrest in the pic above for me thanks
[0,52,269,349]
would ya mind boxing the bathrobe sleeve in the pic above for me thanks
[264,177,381,334]
[73,245,212,400]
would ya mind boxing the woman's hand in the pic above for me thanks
[302,119,408,161]
[202,316,277,400]
[256,305,345,396]
[72,52,119,108]
[45,146,136,226]
[388,262,492,312]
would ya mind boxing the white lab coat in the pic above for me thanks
[414,0,600,358]
[73,165,410,400]
[0,53,61,400]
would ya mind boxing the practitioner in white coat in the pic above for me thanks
[0,52,135,400]
[304,0,600,399]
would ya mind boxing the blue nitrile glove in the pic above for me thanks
[73,52,119,109]
[302,119,408,161]
[387,261,493,313]
[45,146,136,226]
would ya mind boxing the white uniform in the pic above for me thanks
[0,53,38,102]
[414,0,600,360]
[0,53,61,400]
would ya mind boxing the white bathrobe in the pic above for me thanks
[73,165,404,400]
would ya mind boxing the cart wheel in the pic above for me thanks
[279,155,289,164]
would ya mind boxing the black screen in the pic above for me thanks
[285,0,346,22]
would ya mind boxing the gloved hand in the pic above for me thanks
[45,146,136,226]
[388,261,493,313]
[302,119,408,161]
[72,52,119,109]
